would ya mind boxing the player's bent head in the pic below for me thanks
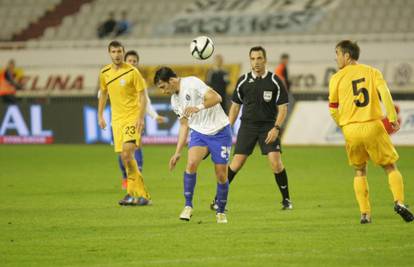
[108,40,125,52]
[249,46,267,59]
[336,40,360,60]
[153,66,177,85]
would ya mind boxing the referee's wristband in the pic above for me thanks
[274,125,281,131]
[196,104,205,110]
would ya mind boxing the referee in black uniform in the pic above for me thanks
[211,46,292,210]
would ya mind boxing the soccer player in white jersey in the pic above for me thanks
[154,66,232,223]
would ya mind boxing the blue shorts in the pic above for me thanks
[188,125,232,164]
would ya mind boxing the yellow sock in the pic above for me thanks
[388,170,404,204]
[126,159,150,199]
[353,176,371,214]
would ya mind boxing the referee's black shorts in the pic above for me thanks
[234,122,282,155]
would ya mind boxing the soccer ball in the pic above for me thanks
[190,36,214,60]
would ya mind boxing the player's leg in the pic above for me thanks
[179,146,208,221]
[229,124,258,183]
[118,122,150,206]
[210,153,247,211]
[267,151,292,210]
[382,163,413,222]
[113,126,127,190]
[365,120,412,222]
[342,123,371,223]
[214,163,229,223]
[135,148,143,172]
[136,138,143,172]
[119,142,151,205]
[210,124,256,210]
[258,125,292,210]
[117,155,128,190]
[209,125,232,222]
[353,165,371,224]
[117,149,141,191]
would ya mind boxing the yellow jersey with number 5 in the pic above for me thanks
[328,64,392,127]
[99,62,147,124]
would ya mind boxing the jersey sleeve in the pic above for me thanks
[375,68,397,122]
[328,75,340,125]
[190,76,209,97]
[99,71,107,92]
[231,74,246,104]
[273,74,288,105]
[133,69,146,93]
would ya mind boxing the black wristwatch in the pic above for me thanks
[274,125,281,131]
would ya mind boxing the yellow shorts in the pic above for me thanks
[112,121,141,153]
[342,119,399,168]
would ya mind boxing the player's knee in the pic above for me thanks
[271,161,284,173]
[354,165,367,176]
[121,152,133,163]
[215,170,227,183]
[186,160,199,173]
[230,158,245,171]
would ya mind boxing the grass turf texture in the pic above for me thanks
[1,145,413,267]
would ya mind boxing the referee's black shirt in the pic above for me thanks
[232,71,288,124]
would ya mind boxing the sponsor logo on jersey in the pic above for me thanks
[263,91,272,102]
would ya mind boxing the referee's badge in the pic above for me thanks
[263,91,272,102]
[120,79,126,86]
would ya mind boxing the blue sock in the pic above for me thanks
[184,172,197,207]
[118,155,127,179]
[216,180,229,213]
[135,149,143,172]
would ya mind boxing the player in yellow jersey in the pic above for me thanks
[98,41,151,206]
[329,40,413,224]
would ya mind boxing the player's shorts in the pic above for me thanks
[234,122,282,155]
[342,119,399,168]
[112,121,141,153]
[188,125,232,164]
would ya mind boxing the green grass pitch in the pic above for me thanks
[1,145,413,266]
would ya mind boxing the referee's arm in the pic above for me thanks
[275,104,288,128]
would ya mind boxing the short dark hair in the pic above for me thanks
[336,40,360,60]
[124,50,139,61]
[108,40,124,52]
[249,46,267,59]
[153,66,177,85]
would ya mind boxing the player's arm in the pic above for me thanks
[145,90,167,123]
[98,72,108,129]
[184,87,221,117]
[228,75,245,125]
[375,69,399,130]
[98,90,108,129]
[133,70,148,132]
[265,103,288,144]
[328,77,340,126]
[136,89,147,132]
[265,76,289,144]
[228,102,241,126]
[169,117,189,171]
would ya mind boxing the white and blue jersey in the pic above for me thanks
[171,76,232,164]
